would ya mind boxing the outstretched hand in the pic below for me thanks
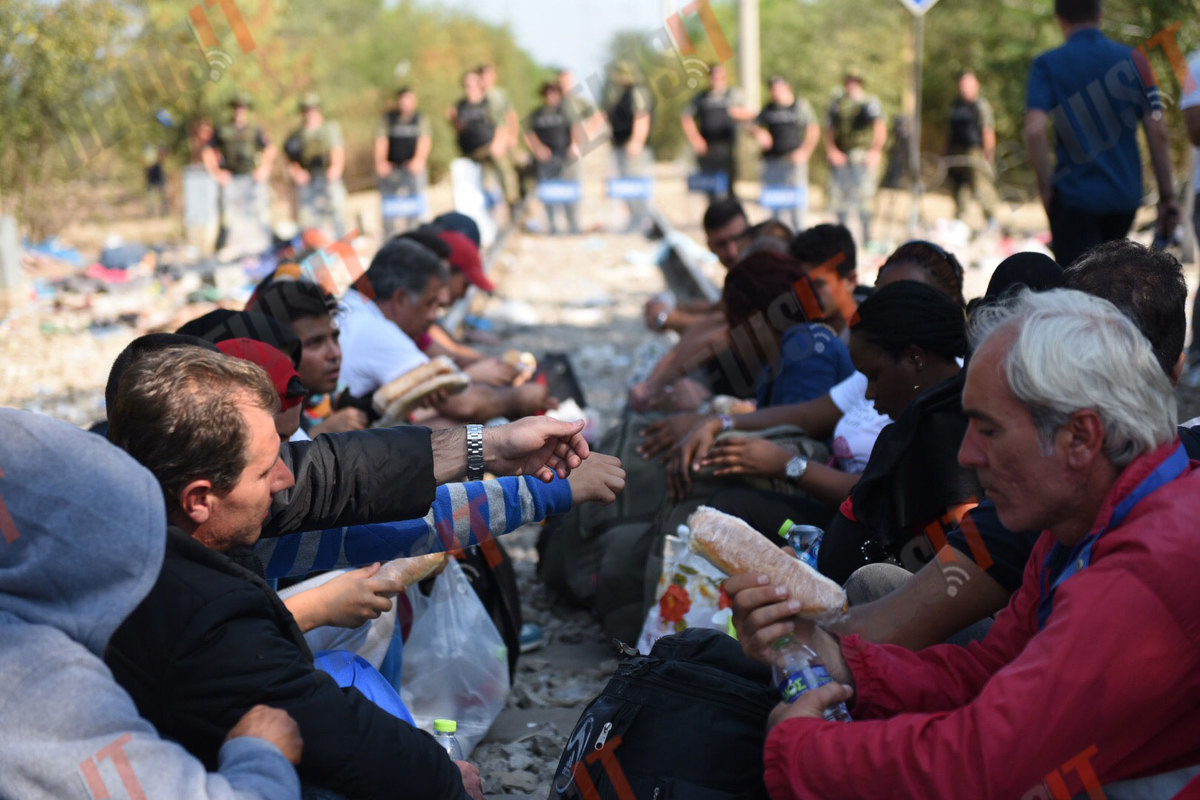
[567,452,626,505]
[485,416,590,481]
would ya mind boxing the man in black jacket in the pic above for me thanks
[104,345,589,799]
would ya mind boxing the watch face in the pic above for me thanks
[786,456,806,479]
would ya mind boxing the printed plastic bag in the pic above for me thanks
[400,557,509,756]
[636,531,732,653]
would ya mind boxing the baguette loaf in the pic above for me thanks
[379,372,470,425]
[377,552,448,591]
[372,356,458,416]
[687,506,847,616]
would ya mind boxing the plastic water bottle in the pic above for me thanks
[777,520,823,571]
[433,719,464,760]
[771,636,851,722]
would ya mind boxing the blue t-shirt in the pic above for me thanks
[1026,28,1161,214]
[756,323,854,408]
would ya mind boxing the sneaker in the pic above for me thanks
[519,623,547,653]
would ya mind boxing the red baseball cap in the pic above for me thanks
[217,338,307,410]
[438,230,494,293]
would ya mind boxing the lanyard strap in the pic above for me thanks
[1036,444,1188,630]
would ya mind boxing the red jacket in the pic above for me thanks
[765,441,1200,799]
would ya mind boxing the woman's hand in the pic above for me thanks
[637,413,705,460]
[702,437,793,479]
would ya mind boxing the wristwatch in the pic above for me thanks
[718,414,734,432]
[654,310,670,330]
[466,424,485,481]
[784,455,809,481]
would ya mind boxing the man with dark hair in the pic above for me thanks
[339,238,549,423]
[642,199,749,337]
[1024,0,1177,267]
[104,344,591,800]
[246,280,368,437]
[681,63,753,200]
[374,86,431,236]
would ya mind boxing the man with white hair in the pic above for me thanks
[736,289,1200,798]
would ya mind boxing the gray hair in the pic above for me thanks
[969,288,1176,468]
[364,238,449,301]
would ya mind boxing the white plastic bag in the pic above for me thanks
[636,531,732,653]
[400,558,509,756]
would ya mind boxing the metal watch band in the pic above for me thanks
[466,424,485,481]
[718,414,735,432]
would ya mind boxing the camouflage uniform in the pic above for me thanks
[827,90,885,235]
[288,119,347,239]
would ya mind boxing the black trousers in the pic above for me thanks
[698,139,737,199]
[1047,195,1136,268]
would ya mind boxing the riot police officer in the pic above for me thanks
[374,87,432,236]
[525,81,581,234]
[824,68,887,243]
[750,76,819,230]
[946,71,999,230]
[681,63,752,199]
[203,91,275,255]
[604,61,653,232]
[285,93,346,239]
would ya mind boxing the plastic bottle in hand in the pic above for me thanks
[771,636,851,722]
[777,520,823,570]
[433,719,464,760]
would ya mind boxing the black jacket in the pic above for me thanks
[107,427,468,800]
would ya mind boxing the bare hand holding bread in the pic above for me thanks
[688,506,847,617]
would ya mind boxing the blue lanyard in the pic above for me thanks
[1036,443,1188,630]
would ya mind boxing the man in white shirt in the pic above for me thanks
[339,238,549,424]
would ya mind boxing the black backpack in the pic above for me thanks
[549,629,777,800]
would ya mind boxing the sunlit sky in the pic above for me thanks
[432,0,669,84]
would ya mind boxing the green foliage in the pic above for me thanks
[604,0,1200,195]
[1,0,547,233]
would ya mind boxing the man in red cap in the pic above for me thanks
[216,338,308,438]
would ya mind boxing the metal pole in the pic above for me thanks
[908,12,925,237]
[739,0,761,111]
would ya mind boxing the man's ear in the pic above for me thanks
[1171,351,1185,387]
[177,479,216,526]
[1064,409,1106,469]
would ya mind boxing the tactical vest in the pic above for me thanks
[297,124,335,171]
[831,93,878,153]
[694,89,736,144]
[218,123,261,175]
[456,98,494,154]
[530,105,572,157]
[761,101,805,157]
[384,111,423,165]
[608,87,636,146]
[947,98,984,150]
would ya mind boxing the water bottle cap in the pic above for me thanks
[777,519,796,539]
[434,719,457,733]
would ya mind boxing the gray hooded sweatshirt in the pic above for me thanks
[0,408,299,800]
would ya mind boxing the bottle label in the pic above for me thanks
[778,664,834,703]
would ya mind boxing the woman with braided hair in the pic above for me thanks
[704,279,981,584]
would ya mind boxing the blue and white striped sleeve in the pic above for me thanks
[256,474,574,579]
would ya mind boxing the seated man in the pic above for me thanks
[102,346,589,799]
[730,288,1200,797]
[641,198,749,336]
[339,238,549,425]
[0,408,302,800]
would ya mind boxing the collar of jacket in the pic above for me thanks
[165,525,314,662]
